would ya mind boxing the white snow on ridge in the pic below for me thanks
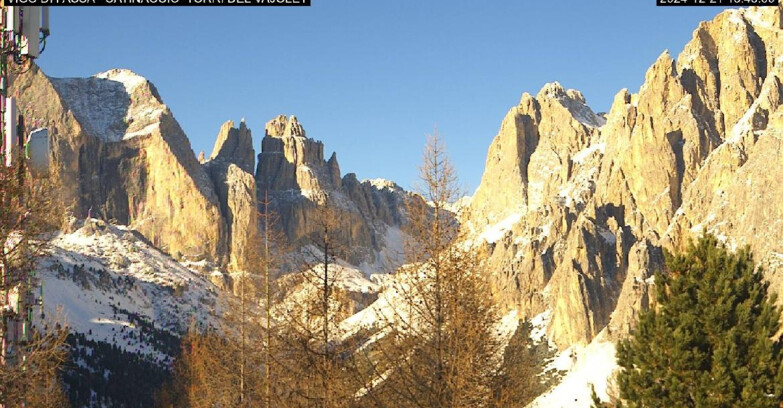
[558,164,600,210]
[539,82,606,128]
[567,101,607,129]
[744,6,776,29]
[275,261,382,343]
[50,69,164,143]
[339,283,399,341]
[122,122,160,140]
[338,264,428,342]
[95,69,149,92]
[329,264,381,294]
[363,178,399,191]
[38,220,225,363]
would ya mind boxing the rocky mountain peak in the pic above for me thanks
[536,81,605,128]
[519,91,537,108]
[464,5,783,355]
[14,64,228,264]
[642,50,677,90]
[744,5,783,29]
[209,120,256,174]
[265,114,287,137]
[285,115,306,138]
[253,114,416,270]
[536,81,567,99]
[535,81,587,107]
[469,80,605,227]
[94,69,154,95]
[609,89,633,114]
[257,114,339,196]
[265,114,306,138]
[49,69,167,144]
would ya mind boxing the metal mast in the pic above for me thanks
[0,6,50,407]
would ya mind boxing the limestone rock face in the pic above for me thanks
[257,115,341,196]
[11,67,414,274]
[664,105,783,297]
[204,121,260,272]
[469,82,604,228]
[466,80,612,346]
[210,120,255,174]
[466,5,783,348]
[11,65,227,263]
[256,115,414,270]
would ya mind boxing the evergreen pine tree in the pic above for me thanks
[616,235,783,408]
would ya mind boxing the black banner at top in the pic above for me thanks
[657,0,778,5]
[5,0,310,6]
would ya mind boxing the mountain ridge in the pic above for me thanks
[10,4,783,407]
[461,6,783,405]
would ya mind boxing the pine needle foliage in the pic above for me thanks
[617,235,783,408]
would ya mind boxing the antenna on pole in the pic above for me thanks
[0,5,51,407]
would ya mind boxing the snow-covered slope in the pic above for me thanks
[50,69,165,143]
[527,334,618,408]
[39,219,226,364]
[275,259,381,332]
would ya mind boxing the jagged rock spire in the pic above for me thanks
[209,120,256,174]
[256,114,340,194]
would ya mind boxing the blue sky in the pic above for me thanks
[38,1,728,193]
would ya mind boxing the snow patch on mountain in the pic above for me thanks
[358,225,405,275]
[94,69,149,92]
[572,142,605,164]
[38,219,225,363]
[498,309,520,340]
[50,69,164,143]
[338,276,402,341]
[539,82,606,128]
[363,178,399,191]
[743,6,775,29]
[530,309,552,343]
[528,335,617,408]
[480,213,523,243]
